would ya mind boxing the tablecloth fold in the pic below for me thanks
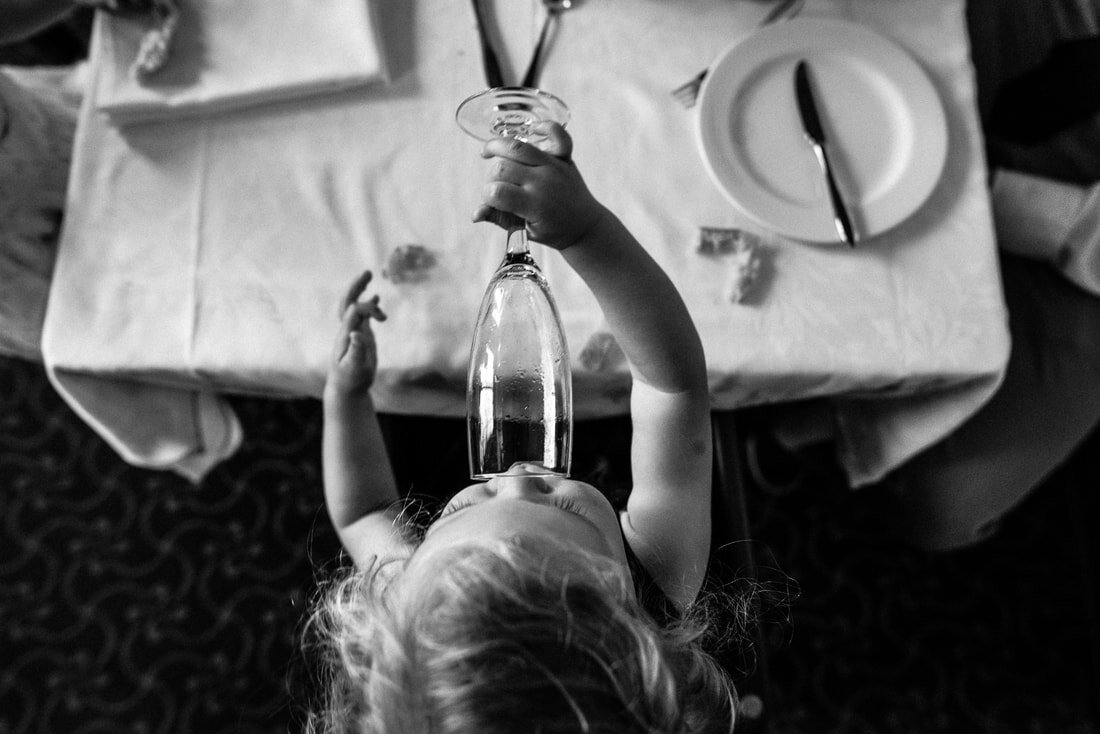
[46,368,242,482]
[833,372,1007,487]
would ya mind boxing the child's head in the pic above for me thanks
[305,467,739,733]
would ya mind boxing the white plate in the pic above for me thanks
[696,18,948,243]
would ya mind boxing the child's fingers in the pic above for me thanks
[531,122,572,161]
[370,296,387,322]
[350,295,387,323]
[346,330,366,356]
[472,203,495,224]
[339,269,374,317]
[360,295,387,322]
[332,304,358,361]
[336,323,375,364]
[480,135,553,167]
[332,322,352,363]
[481,180,529,219]
[488,156,530,187]
[341,302,362,333]
[332,331,349,363]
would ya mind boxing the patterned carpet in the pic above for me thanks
[2,355,1098,734]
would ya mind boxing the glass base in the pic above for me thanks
[456,86,570,142]
[471,460,568,481]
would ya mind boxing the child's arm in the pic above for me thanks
[563,213,712,611]
[477,126,713,609]
[322,270,404,567]
[563,215,713,608]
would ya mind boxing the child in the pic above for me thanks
[309,123,739,733]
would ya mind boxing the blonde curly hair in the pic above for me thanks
[303,533,741,734]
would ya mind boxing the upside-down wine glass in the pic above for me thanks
[456,86,573,479]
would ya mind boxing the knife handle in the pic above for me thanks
[811,143,857,246]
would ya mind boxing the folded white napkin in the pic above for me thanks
[95,0,388,124]
[993,169,1100,297]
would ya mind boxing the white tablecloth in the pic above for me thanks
[42,0,1010,484]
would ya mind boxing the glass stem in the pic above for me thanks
[505,222,530,260]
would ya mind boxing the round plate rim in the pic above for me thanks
[695,17,948,243]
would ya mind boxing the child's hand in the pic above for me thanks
[327,270,387,396]
[473,122,605,251]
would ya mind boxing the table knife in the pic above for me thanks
[794,59,857,246]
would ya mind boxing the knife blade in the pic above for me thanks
[794,59,857,246]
